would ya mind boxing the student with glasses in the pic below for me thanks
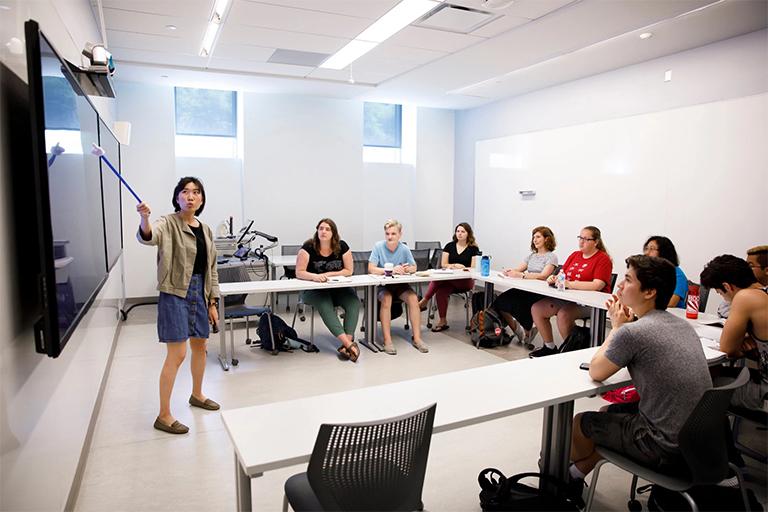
[529,226,612,358]
[747,245,768,286]
[642,236,688,308]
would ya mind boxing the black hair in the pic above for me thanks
[625,255,676,310]
[172,176,206,216]
[700,254,758,292]
[643,235,679,266]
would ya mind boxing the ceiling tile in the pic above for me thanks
[210,43,276,62]
[107,29,200,54]
[228,1,372,38]
[206,57,313,76]
[217,23,348,54]
[387,25,486,53]
[238,0,401,19]
[101,0,212,19]
[103,7,207,40]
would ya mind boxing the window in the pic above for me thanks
[364,102,401,148]
[175,87,237,137]
[174,87,238,158]
[43,76,79,130]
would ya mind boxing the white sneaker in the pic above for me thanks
[512,322,525,345]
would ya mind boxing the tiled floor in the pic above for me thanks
[75,299,766,511]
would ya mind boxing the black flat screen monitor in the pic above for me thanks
[26,20,115,357]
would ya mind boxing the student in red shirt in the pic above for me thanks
[529,226,612,357]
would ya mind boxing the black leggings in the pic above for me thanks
[492,289,544,331]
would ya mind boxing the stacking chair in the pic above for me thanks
[584,367,751,512]
[277,244,302,312]
[283,403,437,511]
[217,265,271,366]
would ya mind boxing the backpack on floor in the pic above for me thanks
[558,326,590,353]
[470,308,512,348]
[257,314,317,353]
[478,468,580,511]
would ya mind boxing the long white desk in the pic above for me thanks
[222,342,726,511]
[480,272,613,347]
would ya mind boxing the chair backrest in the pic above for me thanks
[281,244,302,256]
[217,264,251,306]
[411,249,431,271]
[610,273,618,291]
[352,251,371,276]
[307,403,437,511]
[429,249,442,270]
[687,280,711,312]
[414,241,441,251]
[677,367,749,484]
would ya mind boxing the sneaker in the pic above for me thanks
[511,322,525,345]
[565,477,586,508]
[413,340,430,353]
[529,345,558,358]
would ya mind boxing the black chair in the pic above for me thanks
[584,367,752,512]
[687,280,711,313]
[278,244,302,312]
[730,405,768,464]
[283,403,437,512]
[414,241,441,252]
[217,265,271,366]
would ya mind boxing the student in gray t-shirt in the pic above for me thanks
[567,255,712,502]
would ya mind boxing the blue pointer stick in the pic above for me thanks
[91,143,142,203]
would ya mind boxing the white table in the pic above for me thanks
[222,342,726,511]
[217,270,474,369]
[480,272,613,347]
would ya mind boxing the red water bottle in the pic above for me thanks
[686,283,700,319]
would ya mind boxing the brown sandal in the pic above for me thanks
[347,341,360,363]
[337,345,350,360]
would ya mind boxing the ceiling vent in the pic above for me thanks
[267,49,330,67]
[414,3,499,34]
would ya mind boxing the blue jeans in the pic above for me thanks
[157,274,209,342]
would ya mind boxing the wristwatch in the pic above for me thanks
[209,298,220,308]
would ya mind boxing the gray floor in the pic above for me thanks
[75,297,766,512]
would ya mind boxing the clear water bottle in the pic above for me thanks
[480,255,491,277]
[556,270,566,291]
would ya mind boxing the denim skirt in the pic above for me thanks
[157,274,210,342]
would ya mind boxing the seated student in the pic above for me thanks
[747,245,768,286]
[493,226,558,345]
[568,255,712,503]
[642,235,688,308]
[529,226,612,358]
[368,219,428,355]
[417,223,480,332]
[700,255,768,411]
[295,218,360,362]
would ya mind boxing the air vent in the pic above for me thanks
[267,49,330,67]
[414,3,499,34]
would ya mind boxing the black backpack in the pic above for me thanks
[478,468,580,511]
[558,326,590,353]
[645,483,763,512]
[470,308,512,348]
[257,314,317,354]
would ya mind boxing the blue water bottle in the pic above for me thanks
[481,255,490,277]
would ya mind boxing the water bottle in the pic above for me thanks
[480,255,491,277]
[686,283,700,319]
[556,270,566,292]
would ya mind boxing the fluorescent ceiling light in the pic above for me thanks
[200,21,220,56]
[320,0,439,70]
[639,32,653,39]
[357,0,439,43]
[320,40,377,70]
[213,0,230,19]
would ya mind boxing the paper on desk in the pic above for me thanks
[432,269,454,274]
[700,337,721,352]
[327,276,352,283]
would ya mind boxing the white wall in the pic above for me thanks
[474,93,768,313]
[115,86,456,297]
[455,29,768,225]
[0,1,122,510]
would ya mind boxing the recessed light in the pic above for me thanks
[165,24,177,30]
[160,74,169,78]
[0,5,11,10]
[639,32,653,40]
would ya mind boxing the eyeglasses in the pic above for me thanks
[748,263,766,269]
[577,236,596,242]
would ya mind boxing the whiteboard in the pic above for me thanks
[474,93,768,309]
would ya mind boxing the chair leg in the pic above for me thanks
[679,491,699,512]
[309,305,315,345]
[291,305,299,329]
[282,493,289,512]
[426,296,434,329]
[729,462,752,512]
[404,303,410,330]
[465,291,472,331]
[584,459,609,512]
